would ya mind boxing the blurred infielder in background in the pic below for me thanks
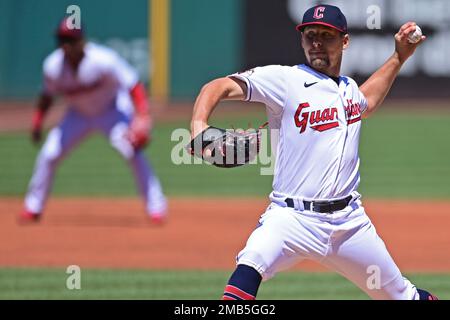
[190,5,437,299]
[20,18,167,224]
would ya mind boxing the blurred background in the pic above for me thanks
[0,0,449,300]
[1,0,450,100]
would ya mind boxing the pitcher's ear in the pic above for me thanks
[343,34,350,50]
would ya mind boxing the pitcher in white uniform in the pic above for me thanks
[190,5,437,300]
[20,18,167,224]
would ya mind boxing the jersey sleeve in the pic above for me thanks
[357,89,368,114]
[228,65,287,111]
[347,77,368,114]
[41,51,61,96]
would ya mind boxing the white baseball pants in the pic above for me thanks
[236,195,420,300]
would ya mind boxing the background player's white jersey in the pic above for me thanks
[231,64,368,200]
[25,42,167,218]
[43,42,138,117]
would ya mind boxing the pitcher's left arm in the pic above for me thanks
[360,22,425,118]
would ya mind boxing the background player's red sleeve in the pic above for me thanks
[32,94,53,130]
[129,82,150,117]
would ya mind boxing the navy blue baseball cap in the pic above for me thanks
[296,4,348,34]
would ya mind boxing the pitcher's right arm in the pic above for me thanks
[190,77,247,138]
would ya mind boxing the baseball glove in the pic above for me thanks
[126,114,151,150]
[188,122,268,168]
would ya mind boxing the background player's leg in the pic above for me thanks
[23,110,90,217]
[320,205,436,300]
[129,151,167,217]
[100,109,167,220]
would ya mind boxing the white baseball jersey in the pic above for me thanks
[42,42,138,117]
[231,64,367,200]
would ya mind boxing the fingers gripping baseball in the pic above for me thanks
[395,22,423,43]
[126,114,151,150]
[394,22,426,63]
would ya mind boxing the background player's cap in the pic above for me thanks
[296,4,347,34]
[55,17,84,40]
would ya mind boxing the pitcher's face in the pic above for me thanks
[301,25,349,77]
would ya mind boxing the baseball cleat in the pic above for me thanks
[149,212,167,225]
[18,209,42,224]
[417,288,439,300]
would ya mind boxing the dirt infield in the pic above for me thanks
[0,197,449,272]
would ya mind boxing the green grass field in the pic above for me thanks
[1,268,449,300]
[0,110,450,198]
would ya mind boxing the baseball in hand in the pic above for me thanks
[407,25,422,44]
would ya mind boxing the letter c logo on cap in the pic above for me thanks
[313,6,325,19]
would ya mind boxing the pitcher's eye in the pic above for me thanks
[306,32,316,39]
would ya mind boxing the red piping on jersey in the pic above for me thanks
[347,116,361,125]
[63,80,102,96]
[311,121,339,132]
